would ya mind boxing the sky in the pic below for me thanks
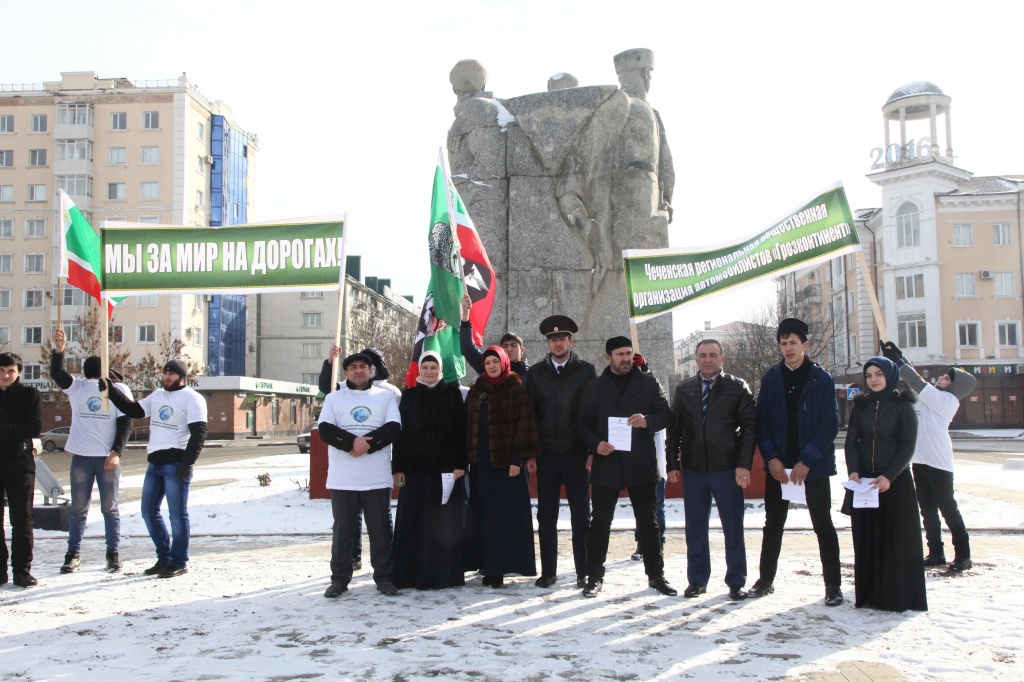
[8,0,1024,340]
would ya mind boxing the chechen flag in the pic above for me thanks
[58,190,119,317]
[449,181,495,347]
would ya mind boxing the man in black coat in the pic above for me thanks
[577,336,675,598]
[0,352,43,587]
[667,339,757,600]
[526,315,597,589]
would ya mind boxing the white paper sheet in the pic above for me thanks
[842,478,879,508]
[780,469,806,502]
[440,472,456,505]
[608,417,632,451]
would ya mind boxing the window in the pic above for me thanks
[896,202,921,248]
[58,285,88,305]
[138,215,159,224]
[849,333,858,361]
[22,364,41,381]
[196,156,205,175]
[957,322,979,347]
[301,372,319,385]
[0,254,10,272]
[191,327,203,346]
[141,146,159,164]
[196,190,204,207]
[0,289,9,308]
[994,272,1015,296]
[108,147,126,164]
[0,220,10,238]
[955,273,976,297]
[143,111,159,129]
[302,312,322,327]
[57,104,92,126]
[137,324,157,343]
[22,326,43,345]
[271,400,280,426]
[28,149,46,166]
[0,326,8,345]
[141,182,158,200]
[57,139,92,161]
[290,401,297,424]
[56,322,83,345]
[197,122,205,141]
[896,274,924,299]
[0,150,13,167]
[57,175,90,197]
[998,322,1019,347]
[24,254,44,273]
[25,220,44,238]
[137,294,157,307]
[31,114,47,133]
[0,185,12,202]
[111,112,127,130]
[193,294,204,310]
[108,183,125,201]
[994,223,1011,246]
[0,115,12,133]
[953,224,973,247]
[110,325,124,344]
[847,291,856,314]
[897,313,927,348]
[302,342,322,358]
[300,291,324,299]
[23,289,43,309]
[28,184,47,201]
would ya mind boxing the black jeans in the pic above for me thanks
[588,483,662,581]
[913,463,970,559]
[759,475,841,587]
[536,450,590,579]
[330,489,393,586]
[0,471,35,576]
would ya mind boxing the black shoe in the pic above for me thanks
[482,575,504,588]
[0,572,7,585]
[144,562,170,576]
[158,566,189,579]
[13,572,38,588]
[649,576,678,596]
[60,552,81,574]
[631,542,643,562]
[377,581,398,596]
[746,580,774,598]
[683,582,707,598]
[106,551,122,572]
[583,579,603,598]
[535,575,557,588]
[324,583,348,598]
[923,553,947,568]
[352,561,362,571]
[729,586,748,601]
[576,576,587,589]
[949,557,973,572]
[824,586,843,606]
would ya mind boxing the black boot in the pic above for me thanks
[923,553,947,568]
[60,552,81,574]
[106,551,122,572]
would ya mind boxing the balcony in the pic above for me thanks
[798,284,822,304]
[54,158,93,176]
[54,123,94,141]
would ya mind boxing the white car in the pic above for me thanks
[297,432,311,454]
[32,438,42,457]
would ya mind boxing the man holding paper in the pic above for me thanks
[747,318,843,607]
[666,339,757,600]
[577,336,674,598]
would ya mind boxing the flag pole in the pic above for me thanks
[57,276,63,329]
[438,147,468,289]
[330,213,350,391]
[100,293,109,410]
[855,248,888,343]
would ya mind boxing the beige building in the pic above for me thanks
[0,71,258,384]
[776,82,1024,427]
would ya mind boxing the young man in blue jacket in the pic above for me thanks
[747,318,843,606]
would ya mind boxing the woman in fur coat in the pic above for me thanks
[844,355,926,612]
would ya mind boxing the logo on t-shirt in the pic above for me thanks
[86,397,102,412]
[350,406,372,423]
[157,405,175,421]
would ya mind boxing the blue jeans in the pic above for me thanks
[68,455,120,553]
[141,463,191,568]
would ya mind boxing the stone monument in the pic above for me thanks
[447,49,675,380]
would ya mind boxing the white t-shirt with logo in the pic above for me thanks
[319,384,401,491]
[63,378,133,457]
[138,386,208,453]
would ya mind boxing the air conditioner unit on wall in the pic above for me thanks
[980,270,994,279]
[1016,364,1024,374]
[205,155,214,165]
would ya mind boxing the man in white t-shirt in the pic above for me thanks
[317,352,401,598]
[107,359,207,578]
[50,328,133,573]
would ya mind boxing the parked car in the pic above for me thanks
[40,426,71,452]
[32,438,42,457]
[297,432,311,454]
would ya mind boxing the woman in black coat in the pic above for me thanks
[844,355,926,612]
[391,352,468,589]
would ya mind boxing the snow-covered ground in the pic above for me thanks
[3,450,1022,681]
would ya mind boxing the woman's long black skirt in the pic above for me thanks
[392,470,466,589]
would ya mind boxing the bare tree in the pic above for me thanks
[134,330,206,389]
[347,304,417,389]
[41,306,137,400]
[722,304,779,398]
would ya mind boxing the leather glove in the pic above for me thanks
[176,462,193,481]
[879,340,906,367]
[97,378,108,391]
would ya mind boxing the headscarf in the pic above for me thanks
[481,345,511,386]
[863,356,899,401]
[416,351,443,388]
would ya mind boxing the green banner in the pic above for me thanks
[100,219,345,295]
[624,184,860,322]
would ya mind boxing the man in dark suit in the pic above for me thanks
[667,339,757,600]
[577,336,675,598]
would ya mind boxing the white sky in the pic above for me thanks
[9,0,1024,340]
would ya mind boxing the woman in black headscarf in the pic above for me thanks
[392,351,467,589]
[844,355,926,612]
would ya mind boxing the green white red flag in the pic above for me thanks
[58,189,119,316]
